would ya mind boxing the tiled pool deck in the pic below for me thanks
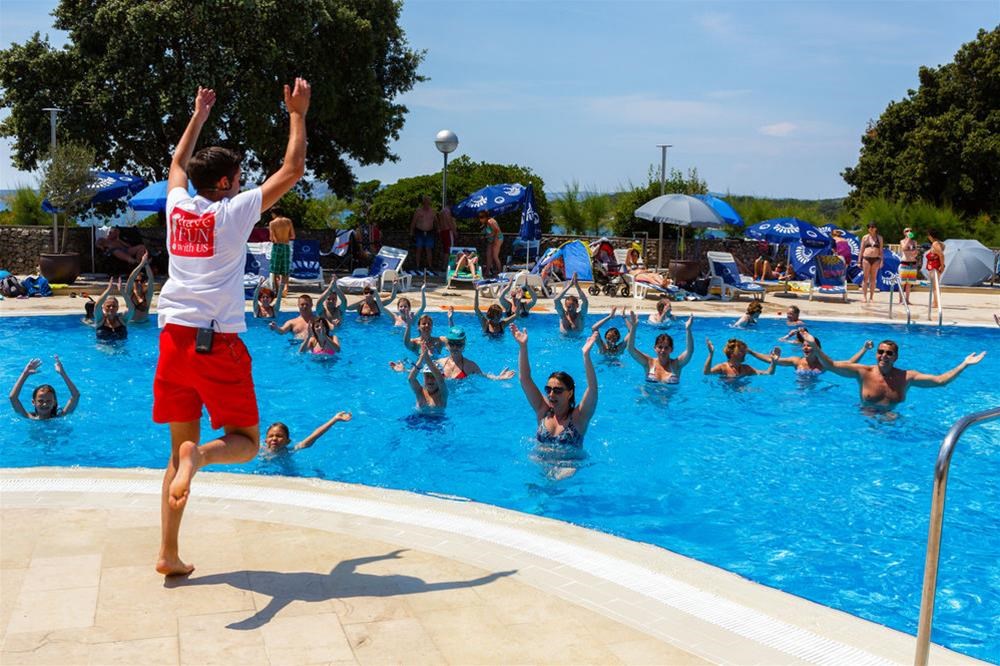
[0,468,984,665]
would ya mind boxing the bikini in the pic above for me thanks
[647,360,679,384]
[860,235,882,264]
[452,357,468,379]
[482,224,503,244]
[536,410,583,448]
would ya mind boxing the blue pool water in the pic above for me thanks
[1,312,997,660]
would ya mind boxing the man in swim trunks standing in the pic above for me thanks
[153,79,311,576]
[269,214,295,297]
[410,195,437,276]
[799,332,985,409]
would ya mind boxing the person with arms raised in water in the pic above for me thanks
[152,78,311,576]
[798,331,985,409]
[554,273,589,333]
[624,310,694,383]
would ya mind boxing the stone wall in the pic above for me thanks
[0,224,762,277]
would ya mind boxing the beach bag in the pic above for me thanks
[0,274,26,297]
[20,275,53,297]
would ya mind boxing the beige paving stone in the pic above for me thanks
[343,617,447,665]
[501,617,626,665]
[86,636,179,666]
[416,604,531,664]
[7,585,99,634]
[104,506,160,530]
[260,612,355,665]
[0,568,26,639]
[21,554,102,592]
[100,526,161,568]
[606,638,714,666]
[177,610,269,665]
[0,633,90,665]
[328,594,414,626]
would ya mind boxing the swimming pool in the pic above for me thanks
[1,312,997,660]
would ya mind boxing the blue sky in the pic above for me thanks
[2,1,997,198]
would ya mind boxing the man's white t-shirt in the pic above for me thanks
[158,186,262,333]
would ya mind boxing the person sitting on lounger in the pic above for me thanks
[97,227,148,266]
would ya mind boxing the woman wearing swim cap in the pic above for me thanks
[440,326,515,380]
[511,323,599,480]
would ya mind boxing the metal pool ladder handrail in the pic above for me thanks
[914,406,1000,666]
[888,276,912,325]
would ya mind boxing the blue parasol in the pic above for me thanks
[42,171,146,213]
[128,179,196,212]
[451,183,528,218]
[694,194,743,226]
[745,217,830,248]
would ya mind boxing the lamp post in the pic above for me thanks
[42,107,63,252]
[655,143,672,269]
[434,129,459,211]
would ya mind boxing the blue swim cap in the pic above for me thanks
[446,326,466,342]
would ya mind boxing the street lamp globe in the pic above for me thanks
[435,129,459,154]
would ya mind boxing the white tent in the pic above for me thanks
[924,239,998,286]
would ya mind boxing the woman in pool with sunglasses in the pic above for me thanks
[511,323,599,480]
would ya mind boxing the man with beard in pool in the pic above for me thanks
[798,331,985,408]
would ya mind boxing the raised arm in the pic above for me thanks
[574,274,590,317]
[799,330,864,378]
[425,344,448,403]
[675,315,695,368]
[122,253,149,323]
[755,348,780,375]
[703,338,715,375]
[747,346,796,367]
[297,329,313,353]
[523,284,538,311]
[473,289,487,326]
[575,333,599,430]
[92,278,115,328]
[407,350,425,397]
[846,340,874,364]
[590,309,616,334]
[260,78,311,212]
[379,281,398,310]
[625,310,650,369]
[53,355,80,415]
[497,282,513,314]
[908,352,986,388]
[553,280,572,316]
[9,358,40,418]
[252,278,266,318]
[414,284,428,320]
[315,276,339,317]
[293,411,352,451]
[402,313,419,353]
[511,324,545,415]
[169,87,215,190]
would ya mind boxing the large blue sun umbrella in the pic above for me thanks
[694,194,743,226]
[745,217,830,248]
[41,171,146,213]
[818,223,861,258]
[451,183,528,219]
[129,179,196,212]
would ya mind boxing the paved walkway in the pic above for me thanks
[1,468,982,665]
[1,275,998,327]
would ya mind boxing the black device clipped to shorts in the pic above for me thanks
[195,322,216,354]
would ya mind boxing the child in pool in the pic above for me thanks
[252,278,277,318]
[589,306,626,355]
[408,344,448,410]
[733,301,763,328]
[9,356,80,420]
[263,411,352,452]
[299,316,341,355]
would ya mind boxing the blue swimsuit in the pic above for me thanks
[536,410,583,448]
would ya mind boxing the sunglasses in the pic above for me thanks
[876,349,896,357]
[544,385,567,395]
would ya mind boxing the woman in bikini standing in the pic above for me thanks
[859,222,883,304]
[925,230,946,310]
[479,209,504,278]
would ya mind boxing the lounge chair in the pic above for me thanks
[446,246,483,289]
[809,254,848,302]
[478,269,549,299]
[707,251,766,301]
[287,239,325,290]
[243,241,271,297]
[319,228,355,273]
[337,246,410,293]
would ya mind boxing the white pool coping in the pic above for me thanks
[0,467,984,665]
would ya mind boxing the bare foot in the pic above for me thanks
[156,555,195,576]
[168,441,201,509]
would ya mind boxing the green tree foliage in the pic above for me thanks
[367,156,549,233]
[0,0,424,196]
[841,27,1000,220]
[552,181,612,235]
[39,141,96,252]
[610,166,707,237]
[1,186,48,226]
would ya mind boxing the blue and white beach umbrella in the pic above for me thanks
[745,217,830,248]
[129,179,196,212]
[42,171,146,213]
[451,183,528,219]
[818,224,860,258]
[694,194,743,227]
[518,184,541,242]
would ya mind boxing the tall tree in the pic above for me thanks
[0,0,424,196]
[841,27,1000,219]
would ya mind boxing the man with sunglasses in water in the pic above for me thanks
[798,332,985,408]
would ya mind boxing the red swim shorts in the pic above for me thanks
[153,324,259,430]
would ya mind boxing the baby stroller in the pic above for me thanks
[587,239,630,297]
